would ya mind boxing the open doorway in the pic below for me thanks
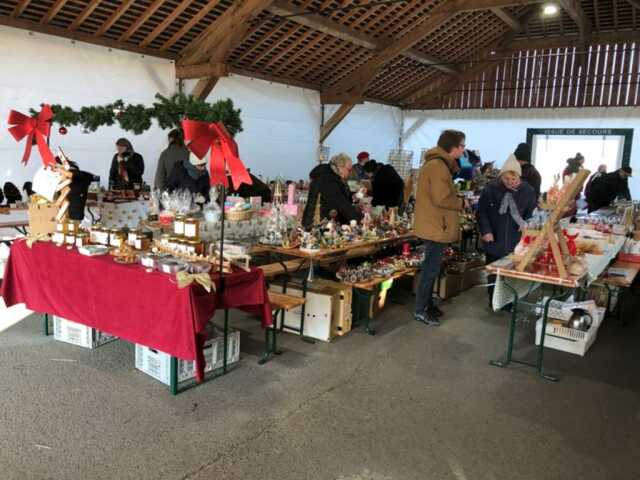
[527,128,634,192]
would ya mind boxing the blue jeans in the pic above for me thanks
[415,240,447,315]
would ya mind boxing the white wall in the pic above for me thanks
[0,26,175,191]
[0,23,400,191]
[403,108,640,197]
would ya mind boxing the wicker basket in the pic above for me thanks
[225,209,255,221]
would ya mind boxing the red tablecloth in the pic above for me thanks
[1,240,272,381]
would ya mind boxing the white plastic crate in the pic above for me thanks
[535,319,598,356]
[537,299,605,327]
[53,316,117,349]
[135,329,240,386]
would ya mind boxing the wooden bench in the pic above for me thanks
[259,291,307,364]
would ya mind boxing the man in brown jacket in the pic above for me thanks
[414,130,467,326]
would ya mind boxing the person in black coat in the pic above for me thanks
[166,152,211,204]
[363,160,404,209]
[586,166,632,213]
[478,155,537,304]
[109,138,144,190]
[514,142,541,197]
[302,153,362,228]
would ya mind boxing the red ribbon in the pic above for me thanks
[7,104,55,166]
[182,119,252,190]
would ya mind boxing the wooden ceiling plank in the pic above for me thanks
[252,24,303,66]
[139,0,194,47]
[160,0,224,51]
[267,0,459,76]
[12,0,33,18]
[0,14,176,59]
[270,30,324,74]
[41,0,70,24]
[70,0,103,31]
[96,0,135,36]
[179,0,275,66]
[233,19,286,64]
[176,61,228,78]
[263,28,315,70]
[119,0,166,42]
[405,6,540,107]
[625,0,640,9]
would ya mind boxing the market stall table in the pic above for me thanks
[257,233,416,339]
[596,261,640,324]
[0,240,273,394]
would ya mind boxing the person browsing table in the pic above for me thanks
[109,138,144,190]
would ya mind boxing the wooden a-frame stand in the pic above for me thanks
[516,169,590,279]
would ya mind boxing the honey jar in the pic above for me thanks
[109,229,125,248]
[65,233,76,245]
[55,222,67,234]
[184,217,200,239]
[174,214,186,236]
[134,233,151,251]
[75,233,89,248]
[52,231,66,245]
[128,229,140,247]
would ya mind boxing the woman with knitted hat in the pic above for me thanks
[478,154,537,305]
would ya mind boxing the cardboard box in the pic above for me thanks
[53,316,117,349]
[135,328,240,386]
[269,280,352,341]
[461,266,487,291]
[28,203,58,235]
[436,273,462,299]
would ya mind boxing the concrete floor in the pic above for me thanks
[0,286,639,480]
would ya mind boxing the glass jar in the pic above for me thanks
[128,229,140,247]
[75,233,89,248]
[55,222,67,234]
[67,221,80,234]
[134,234,150,251]
[174,214,186,236]
[160,233,171,247]
[65,233,76,245]
[109,229,125,248]
[184,217,200,239]
[90,224,102,244]
[52,231,66,245]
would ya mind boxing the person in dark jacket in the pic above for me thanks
[3,182,22,204]
[478,154,537,304]
[302,153,362,228]
[109,138,144,190]
[584,164,607,200]
[586,166,632,213]
[154,129,189,191]
[363,160,404,208]
[514,142,541,197]
[166,152,211,204]
[228,171,272,203]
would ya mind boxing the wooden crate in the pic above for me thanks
[28,203,58,235]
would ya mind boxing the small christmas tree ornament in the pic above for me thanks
[58,126,68,135]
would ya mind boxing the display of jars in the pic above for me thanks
[184,217,200,239]
[134,233,151,251]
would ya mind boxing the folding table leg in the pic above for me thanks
[223,309,229,374]
[43,313,49,336]
[170,356,179,395]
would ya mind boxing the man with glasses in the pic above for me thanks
[414,130,468,326]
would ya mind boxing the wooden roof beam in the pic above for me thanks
[176,62,229,79]
[69,0,102,31]
[119,0,165,42]
[625,0,640,9]
[41,0,69,24]
[557,0,591,68]
[490,7,522,30]
[96,0,135,36]
[192,77,220,100]
[178,0,276,66]
[267,0,458,76]
[12,0,32,18]
[320,103,355,143]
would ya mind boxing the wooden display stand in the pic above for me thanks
[516,169,590,279]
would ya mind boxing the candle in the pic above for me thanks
[287,182,296,205]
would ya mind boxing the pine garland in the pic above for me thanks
[30,93,243,136]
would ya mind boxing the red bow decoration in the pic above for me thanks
[7,104,55,166]
[182,119,252,190]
